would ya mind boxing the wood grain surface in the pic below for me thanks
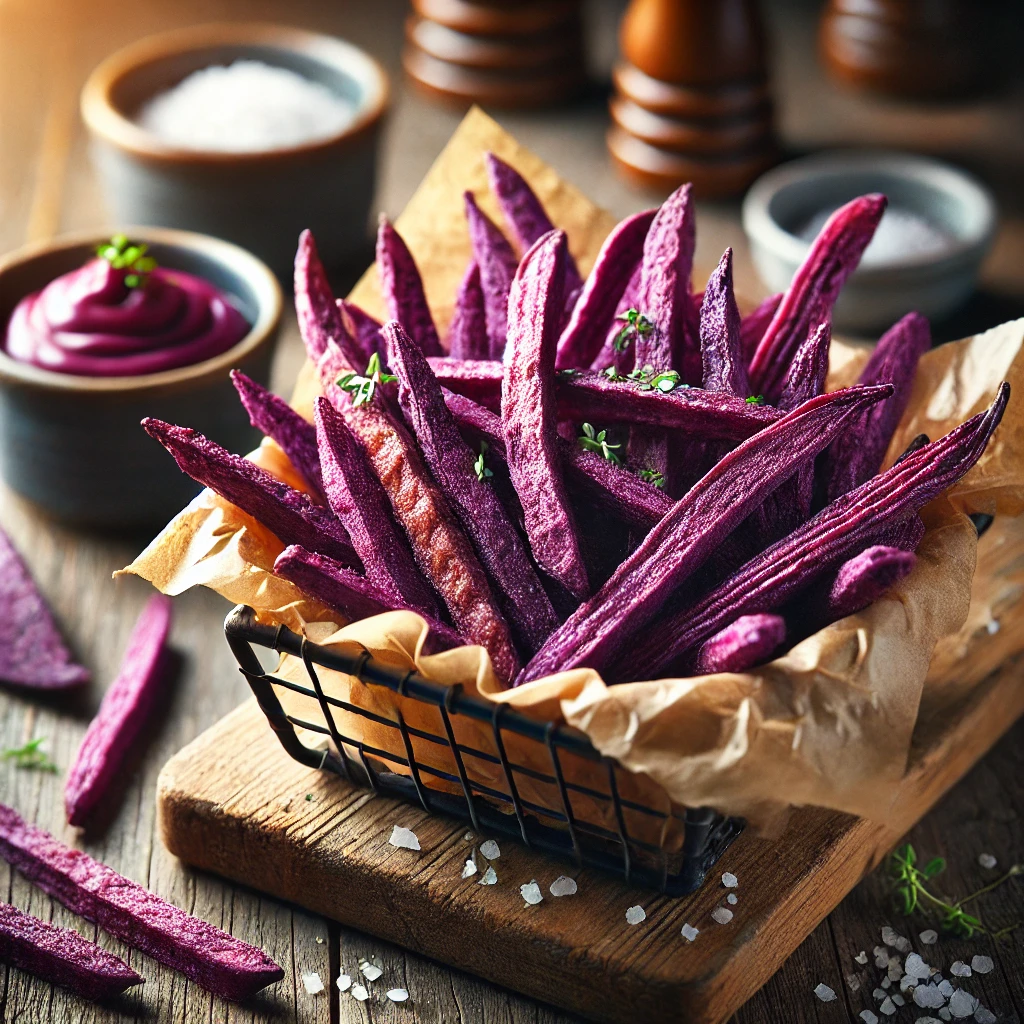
[1,0,1023,1022]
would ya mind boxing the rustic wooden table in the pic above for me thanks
[1,1,1022,1022]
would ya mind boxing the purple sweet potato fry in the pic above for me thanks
[0,804,284,1000]
[878,513,926,552]
[231,370,325,501]
[0,900,144,1001]
[446,261,489,360]
[376,216,442,356]
[338,300,382,365]
[464,192,519,360]
[503,231,590,603]
[617,383,1010,682]
[385,321,560,653]
[749,194,886,402]
[823,545,917,623]
[0,527,90,690]
[274,545,463,651]
[142,419,359,569]
[700,248,748,396]
[777,321,831,412]
[694,614,786,675]
[64,594,172,827]
[427,357,503,411]
[556,209,657,370]
[824,310,932,502]
[739,292,782,367]
[521,384,893,682]
[315,397,440,618]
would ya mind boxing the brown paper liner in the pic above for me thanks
[122,109,1024,831]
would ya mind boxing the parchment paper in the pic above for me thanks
[123,109,1024,828]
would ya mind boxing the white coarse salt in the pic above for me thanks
[846,972,860,992]
[872,987,887,1001]
[977,852,998,869]
[940,1009,952,1021]
[479,839,501,860]
[137,60,356,153]
[549,875,578,897]
[974,1006,997,1024]
[726,893,738,905]
[881,926,911,953]
[625,905,646,926]
[891,993,905,1007]
[337,974,352,992]
[478,866,498,885]
[860,1011,879,1024]
[302,971,324,994]
[948,990,979,1019]
[521,880,543,906]
[920,929,939,945]
[351,983,369,1001]
[905,953,932,980]
[681,923,699,942]
[388,825,421,850]
[711,907,734,925]
[462,857,478,879]
[387,988,410,1003]
[855,950,869,964]
[874,945,890,967]
[971,955,994,975]
[721,871,738,888]
[881,977,891,989]
[938,978,956,998]
[888,958,903,982]
[813,983,837,1002]
[950,961,972,978]
[361,962,383,982]
[899,974,916,993]
[879,995,896,1015]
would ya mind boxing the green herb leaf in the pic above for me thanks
[96,235,158,289]
[335,352,398,408]
[474,441,494,483]
[578,423,622,465]
[613,308,654,353]
[745,395,765,405]
[638,468,666,489]
[2,737,58,773]
[650,370,682,393]
[923,856,946,878]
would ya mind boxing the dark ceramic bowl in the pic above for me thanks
[0,228,281,529]
[81,23,389,278]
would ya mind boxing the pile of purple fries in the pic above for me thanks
[145,155,1009,690]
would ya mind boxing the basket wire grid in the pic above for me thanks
[226,603,744,896]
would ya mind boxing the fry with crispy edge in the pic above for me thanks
[615,384,1009,682]
[231,370,325,501]
[376,216,442,356]
[143,419,359,569]
[64,594,172,827]
[274,546,463,651]
[0,901,144,1001]
[446,261,489,359]
[694,614,786,675]
[520,384,893,682]
[386,321,560,653]
[464,192,518,359]
[0,803,284,1000]
[503,230,590,603]
[700,248,748,396]
[749,194,886,401]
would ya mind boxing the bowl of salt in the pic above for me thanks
[742,150,996,333]
[82,23,389,278]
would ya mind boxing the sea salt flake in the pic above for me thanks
[813,983,837,1002]
[948,990,979,1019]
[880,995,896,1015]
[521,880,543,906]
[888,957,904,981]
[711,906,734,925]
[625,905,646,925]
[905,953,932,980]
[337,974,352,992]
[891,993,905,1007]
[974,1006,997,1024]
[846,972,861,992]
[938,978,955,998]
[302,971,324,994]
[479,839,501,860]
[915,983,945,1009]
[721,871,738,888]
[388,825,421,851]
[899,974,916,993]
[549,875,577,897]
[882,926,911,952]
[977,852,997,869]
[881,977,892,989]
[940,1009,952,1021]
[478,866,498,885]
[971,955,994,975]
[874,945,890,967]
[726,893,738,905]
[860,1012,879,1024]
[950,961,972,978]
[855,950,869,964]
[387,988,409,1003]
[681,923,699,942]
[351,983,369,1001]
[462,857,478,879]
[361,963,383,981]
[873,987,887,1001]
[920,929,939,945]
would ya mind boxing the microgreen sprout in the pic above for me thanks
[650,370,682,393]
[602,366,626,382]
[474,441,494,483]
[558,368,581,378]
[1,737,57,773]
[96,234,157,288]
[579,423,621,465]
[626,365,685,393]
[745,395,765,405]
[613,308,654,353]
[336,352,397,408]
[638,468,666,489]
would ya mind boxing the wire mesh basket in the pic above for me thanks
[226,603,744,896]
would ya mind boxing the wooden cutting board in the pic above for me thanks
[157,652,1024,1024]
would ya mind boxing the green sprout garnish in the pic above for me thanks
[625,365,686,393]
[336,353,398,408]
[96,234,157,288]
[613,308,654,353]
[474,441,494,483]
[2,737,57,773]
[638,468,666,489]
[745,395,765,405]
[602,365,625,382]
[558,368,581,378]
[579,423,621,465]
[649,370,682,393]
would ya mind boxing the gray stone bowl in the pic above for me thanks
[81,23,389,279]
[742,151,997,334]
[0,228,281,529]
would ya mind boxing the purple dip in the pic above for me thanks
[4,251,248,376]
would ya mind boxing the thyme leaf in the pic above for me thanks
[745,394,765,405]
[613,308,654,353]
[474,441,494,482]
[336,353,398,408]
[2,737,57,773]
[638,468,666,489]
[579,423,621,465]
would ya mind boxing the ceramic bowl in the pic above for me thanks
[0,228,281,529]
[742,151,997,334]
[81,23,389,278]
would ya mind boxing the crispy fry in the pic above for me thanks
[464,192,518,359]
[446,261,489,359]
[700,248,748,396]
[376,216,442,356]
[695,614,786,675]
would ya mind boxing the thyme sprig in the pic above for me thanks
[97,234,157,288]
[638,468,666,489]
[613,308,654,353]
[745,394,765,405]
[579,423,621,465]
[474,441,494,482]
[336,353,397,408]
[627,365,686,393]
[2,737,58,773]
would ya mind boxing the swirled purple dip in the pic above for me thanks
[4,254,249,376]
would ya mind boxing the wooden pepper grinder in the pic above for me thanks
[607,0,777,198]
[403,0,588,109]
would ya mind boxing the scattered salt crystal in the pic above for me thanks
[464,831,474,841]
[888,957,903,981]
[860,1011,879,1024]
[625,905,646,926]
[880,995,896,1015]
[938,978,955,998]
[985,619,1000,635]
[549,876,577,897]
[846,972,861,992]
[948,990,979,1019]
[521,880,543,906]
[337,974,352,992]
[726,893,738,905]
[881,926,911,953]
[905,953,932,980]
[855,950,869,964]
[874,945,889,967]
[873,987,887,1001]
[940,1009,952,1021]
[711,907,734,925]
[891,993,905,1007]
[813,983,837,1002]
[351,984,369,1001]
[388,825,421,851]
[920,929,939,945]
[681,923,699,942]
[478,866,497,885]
[137,60,357,153]
[913,982,942,1007]
[462,857,478,879]
[977,852,997,869]
[302,971,324,994]
[974,1006,997,1024]
[899,974,916,992]
[361,962,383,982]
[387,988,410,1003]
[721,871,738,888]
[479,839,501,860]
[971,955,994,975]
[950,961,972,978]
[881,977,892,989]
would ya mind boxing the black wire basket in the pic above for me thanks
[226,603,744,896]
